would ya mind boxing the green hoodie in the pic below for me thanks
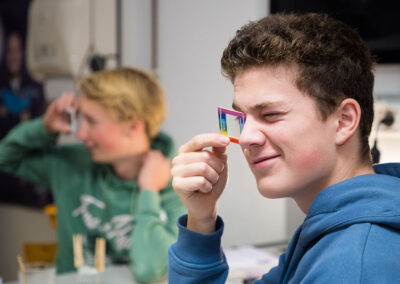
[0,117,186,283]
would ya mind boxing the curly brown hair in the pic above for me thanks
[221,13,375,163]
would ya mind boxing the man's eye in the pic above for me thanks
[263,113,280,117]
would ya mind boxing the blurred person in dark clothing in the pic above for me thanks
[0,31,49,207]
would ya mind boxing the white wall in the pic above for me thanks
[375,65,400,98]
[121,0,152,71]
[374,65,400,119]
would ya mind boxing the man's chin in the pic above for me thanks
[256,178,288,199]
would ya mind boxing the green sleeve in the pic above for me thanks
[0,117,57,188]
[130,185,187,283]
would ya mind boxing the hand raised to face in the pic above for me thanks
[43,92,78,135]
[171,133,230,234]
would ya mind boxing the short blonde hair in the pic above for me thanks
[78,67,167,139]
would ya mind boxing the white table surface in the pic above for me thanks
[5,265,167,284]
[6,243,286,284]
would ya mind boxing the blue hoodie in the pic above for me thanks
[168,163,400,283]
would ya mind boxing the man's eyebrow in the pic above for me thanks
[252,102,284,111]
[232,101,284,112]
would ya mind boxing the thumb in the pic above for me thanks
[212,135,230,156]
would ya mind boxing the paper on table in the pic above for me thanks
[225,245,279,280]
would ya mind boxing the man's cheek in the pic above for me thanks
[297,148,326,170]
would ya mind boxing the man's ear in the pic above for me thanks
[335,98,361,145]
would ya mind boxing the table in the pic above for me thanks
[6,243,287,284]
[5,265,167,284]
[224,242,286,284]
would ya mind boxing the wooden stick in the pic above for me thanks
[73,234,84,268]
[17,255,28,284]
[94,238,105,272]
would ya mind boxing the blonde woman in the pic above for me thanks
[0,67,186,282]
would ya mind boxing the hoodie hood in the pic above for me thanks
[151,131,175,159]
[299,163,400,249]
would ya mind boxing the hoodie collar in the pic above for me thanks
[298,163,400,248]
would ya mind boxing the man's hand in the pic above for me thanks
[171,133,230,234]
[138,150,171,193]
[43,92,77,135]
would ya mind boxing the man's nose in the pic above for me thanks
[239,117,265,148]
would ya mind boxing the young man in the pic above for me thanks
[0,67,186,283]
[168,13,400,283]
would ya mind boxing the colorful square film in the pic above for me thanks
[218,107,246,144]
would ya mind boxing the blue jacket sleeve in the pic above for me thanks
[168,215,229,283]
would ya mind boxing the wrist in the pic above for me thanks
[135,190,161,215]
[139,185,161,192]
[42,118,57,135]
[187,212,217,234]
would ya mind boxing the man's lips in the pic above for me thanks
[251,154,280,166]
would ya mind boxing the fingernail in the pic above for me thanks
[220,136,230,144]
